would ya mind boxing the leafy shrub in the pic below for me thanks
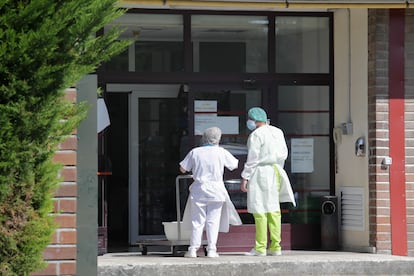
[0,0,130,275]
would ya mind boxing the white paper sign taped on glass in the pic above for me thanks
[291,138,314,173]
[194,114,239,135]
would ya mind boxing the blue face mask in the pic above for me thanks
[246,119,256,131]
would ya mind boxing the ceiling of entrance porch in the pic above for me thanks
[105,13,326,41]
[119,0,408,9]
[105,14,182,40]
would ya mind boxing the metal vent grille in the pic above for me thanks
[340,187,364,231]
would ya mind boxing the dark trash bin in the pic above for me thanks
[321,195,339,250]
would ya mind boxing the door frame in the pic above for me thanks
[106,83,181,244]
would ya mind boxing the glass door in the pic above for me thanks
[276,85,332,228]
[128,84,188,242]
[138,97,188,235]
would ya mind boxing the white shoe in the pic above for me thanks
[207,250,219,258]
[244,248,266,256]
[184,250,197,258]
[268,250,282,256]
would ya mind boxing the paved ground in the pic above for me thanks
[98,250,414,275]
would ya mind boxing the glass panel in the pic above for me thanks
[278,86,329,111]
[276,16,329,73]
[104,14,184,72]
[278,86,329,135]
[192,87,262,224]
[283,137,330,224]
[285,137,330,192]
[135,41,184,72]
[278,113,329,135]
[138,97,188,235]
[102,48,129,71]
[193,88,261,141]
[192,15,268,73]
[277,85,330,225]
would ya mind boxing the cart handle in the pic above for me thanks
[176,175,193,241]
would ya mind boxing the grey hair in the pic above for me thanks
[202,127,222,145]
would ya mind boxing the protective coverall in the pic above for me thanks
[241,123,296,255]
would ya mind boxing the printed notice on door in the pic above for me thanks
[291,138,314,173]
[194,100,239,135]
[194,114,239,135]
[194,100,217,113]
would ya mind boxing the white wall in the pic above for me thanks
[334,9,372,252]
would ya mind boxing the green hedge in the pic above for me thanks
[0,1,130,275]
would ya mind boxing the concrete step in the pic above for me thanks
[98,250,414,276]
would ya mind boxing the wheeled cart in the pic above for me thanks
[136,175,207,256]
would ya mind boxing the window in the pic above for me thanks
[192,15,268,73]
[104,14,184,72]
[276,16,330,73]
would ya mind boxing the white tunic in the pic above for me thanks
[180,146,238,202]
[241,125,296,214]
[180,145,242,232]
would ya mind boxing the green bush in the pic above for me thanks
[0,1,130,275]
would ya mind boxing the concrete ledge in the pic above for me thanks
[98,251,414,276]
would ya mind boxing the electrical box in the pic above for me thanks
[341,122,353,135]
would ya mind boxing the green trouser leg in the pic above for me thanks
[253,213,267,254]
[253,212,282,253]
[268,211,282,252]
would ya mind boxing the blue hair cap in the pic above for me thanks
[248,107,267,122]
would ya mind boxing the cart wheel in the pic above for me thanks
[204,247,208,256]
[172,246,178,256]
[142,246,148,256]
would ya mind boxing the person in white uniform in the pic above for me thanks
[241,107,296,257]
[179,127,240,258]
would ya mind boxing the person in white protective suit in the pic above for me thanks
[241,107,296,257]
[179,127,242,258]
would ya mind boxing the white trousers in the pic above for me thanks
[189,200,224,252]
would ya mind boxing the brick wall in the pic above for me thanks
[368,8,392,255]
[405,9,414,257]
[31,88,78,275]
[369,9,414,257]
